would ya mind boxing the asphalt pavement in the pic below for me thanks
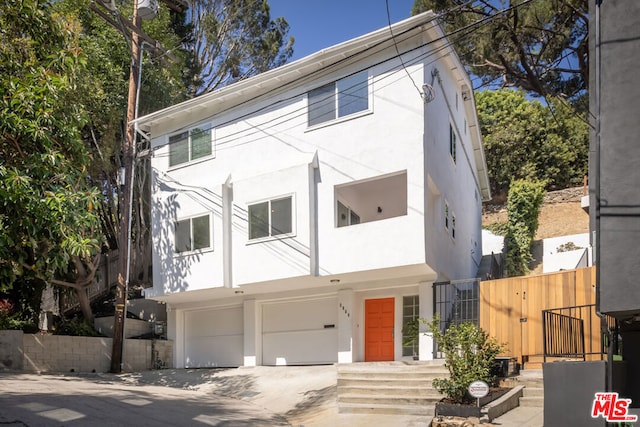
[0,367,542,426]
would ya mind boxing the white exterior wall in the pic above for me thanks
[148,49,434,296]
[141,14,489,367]
[422,60,484,282]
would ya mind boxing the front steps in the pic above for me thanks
[501,369,544,408]
[337,361,448,416]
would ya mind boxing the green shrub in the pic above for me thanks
[423,316,504,404]
[484,221,509,236]
[505,179,546,276]
[54,317,102,337]
[0,298,37,332]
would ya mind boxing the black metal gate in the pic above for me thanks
[432,279,480,358]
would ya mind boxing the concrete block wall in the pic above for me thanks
[94,317,152,339]
[0,331,173,373]
[0,330,23,370]
[23,334,112,372]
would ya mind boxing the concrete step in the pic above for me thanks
[523,387,544,397]
[338,393,442,406]
[338,402,435,416]
[338,377,437,388]
[338,385,442,397]
[336,362,447,415]
[520,395,544,407]
[337,362,447,374]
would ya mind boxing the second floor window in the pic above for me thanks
[248,196,293,240]
[308,72,369,127]
[449,124,457,164]
[175,214,211,253]
[169,124,213,167]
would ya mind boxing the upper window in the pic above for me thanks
[248,196,293,240]
[308,72,369,126]
[449,124,457,164]
[169,124,213,167]
[444,202,450,230]
[175,214,211,253]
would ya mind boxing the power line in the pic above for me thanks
[150,0,535,156]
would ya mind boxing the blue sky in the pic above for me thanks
[268,0,417,61]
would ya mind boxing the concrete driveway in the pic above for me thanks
[0,372,290,426]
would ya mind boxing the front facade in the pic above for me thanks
[135,12,491,368]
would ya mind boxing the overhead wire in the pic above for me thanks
[150,0,538,158]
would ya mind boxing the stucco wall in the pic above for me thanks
[0,331,172,373]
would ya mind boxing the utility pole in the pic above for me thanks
[90,0,184,373]
[110,4,141,374]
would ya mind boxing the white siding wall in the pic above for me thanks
[149,50,438,296]
[422,60,484,281]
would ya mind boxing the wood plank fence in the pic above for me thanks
[480,266,599,369]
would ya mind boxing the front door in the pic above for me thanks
[365,298,395,361]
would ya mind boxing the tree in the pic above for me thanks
[412,0,588,100]
[187,0,294,95]
[475,89,588,197]
[0,0,102,323]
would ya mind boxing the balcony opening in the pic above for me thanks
[335,171,407,227]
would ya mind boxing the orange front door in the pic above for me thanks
[365,298,395,361]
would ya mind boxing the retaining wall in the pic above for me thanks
[0,331,172,373]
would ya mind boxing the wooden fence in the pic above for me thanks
[480,266,599,369]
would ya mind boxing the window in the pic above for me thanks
[169,124,213,167]
[308,72,369,126]
[337,201,360,227]
[248,196,293,240]
[444,202,450,230]
[451,213,456,240]
[402,295,420,357]
[175,214,211,253]
[449,124,457,163]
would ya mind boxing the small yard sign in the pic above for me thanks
[469,380,489,398]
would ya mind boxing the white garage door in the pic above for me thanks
[262,297,338,365]
[184,306,243,368]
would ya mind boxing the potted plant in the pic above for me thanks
[422,315,505,417]
[402,318,420,360]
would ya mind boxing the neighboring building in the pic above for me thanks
[133,11,490,368]
[589,0,640,413]
[545,2,640,426]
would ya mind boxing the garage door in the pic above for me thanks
[184,306,243,368]
[262,297,338,365]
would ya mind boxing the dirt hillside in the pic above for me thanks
[482,187,590,239]
[483,187,590,275]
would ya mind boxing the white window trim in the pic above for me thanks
[451,211,457,241]
[246,193,297,244]
[444,200,450,232]
[173,213,213,257]
[335,199,361,228]
[449,122,457,165]
[167,123,216,170]
[306,72,373,131]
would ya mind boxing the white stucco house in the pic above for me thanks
[133,11,491,368]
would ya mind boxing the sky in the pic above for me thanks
[268,0,417,61]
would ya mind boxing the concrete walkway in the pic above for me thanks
[0,367,543,426]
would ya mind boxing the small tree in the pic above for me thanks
[423,316,503,404]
